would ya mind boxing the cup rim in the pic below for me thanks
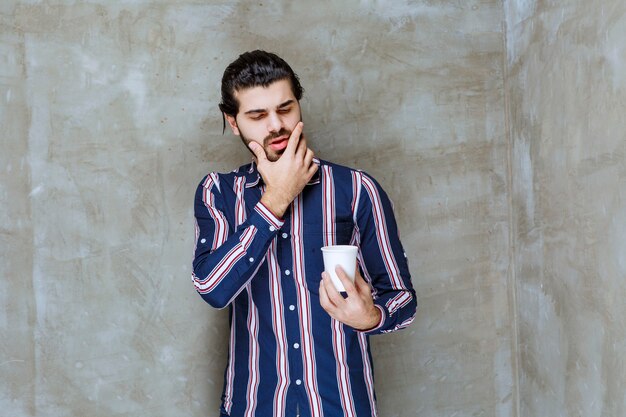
[321,245,358,252]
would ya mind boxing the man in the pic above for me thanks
[192,50,416,417]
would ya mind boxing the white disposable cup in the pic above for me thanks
[321,245,358,292]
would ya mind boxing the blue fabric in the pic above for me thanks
[192,159,416,417]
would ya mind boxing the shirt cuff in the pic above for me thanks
[254,201,285,231]
[360,304,386,333]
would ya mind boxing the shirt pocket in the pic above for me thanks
[302,220,354,248]
[301,221,355,290]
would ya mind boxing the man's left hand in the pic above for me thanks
[319,266,382,331]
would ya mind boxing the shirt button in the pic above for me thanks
[289,305,295,311]
[293,343,300,349]
[248,257,254,263]
[282,233,288,239]
[284,270,291,276]
[269,226,276,232]
[200,238,206,244]
[295,379,302,385]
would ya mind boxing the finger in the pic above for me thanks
[334,266,357,296]
[354,269,370,293]
[307,160,319,179]
[318,280,332,311]
[284,121,303,155]
[322,272,345,306]
[304,147,315,166]
[248,141,268,163]
[294,134,308,159]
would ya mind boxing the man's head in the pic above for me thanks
[219,50,305,161]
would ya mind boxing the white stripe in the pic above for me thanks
[361,176,405,290]
[355,249,379,298]
[222,255,265,307]
[268,240,289,417]
[333,319,356,417]
[201,179,229,251]
[194,226,255,289]
[255,201,283,228]
[203,172,221,192]
[324,167,357,417]
[381,315,416,333]
[202,181,227,249]
[323,166,335,239]
[223,305,237,414]
[357,332,378,417]
[397,316,416,329]
[292,195,324,417]
[234,176,247,227]
[244,285,260,417]
[194,226,257,292]
[351,171,362,223]
[193,218,200,253]
[386,292,412,315]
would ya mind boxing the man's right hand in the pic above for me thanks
[249,122,318,218]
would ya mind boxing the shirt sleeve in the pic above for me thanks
[191,174,283,308]
[354,172,417,335]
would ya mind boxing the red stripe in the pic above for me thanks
[195,226,254,287]
[234,176,246,226]
[223,305,237,414]
[193,218,200,254]
[324,166,357,417]
[322,166,336,244]
[350,171,357,214]
[333,319,356,417]
[255,201,283,229]
[357,332,378,417]
[291,196,324,417]
[361,176,405,290]
[244,286,260,417]
[193,227,257,293]
[201,177,228,251]
[386,292,412,315]
[382,316,416,333]
[268,240,289,416]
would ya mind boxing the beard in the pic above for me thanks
[239,127,292,162]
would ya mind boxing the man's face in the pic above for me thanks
[225,79,302,162]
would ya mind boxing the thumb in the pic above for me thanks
[248,141,268,162]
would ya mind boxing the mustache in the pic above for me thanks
[263,128,291,146]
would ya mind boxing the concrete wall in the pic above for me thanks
[3,2,619,416]
[505,1,626,416]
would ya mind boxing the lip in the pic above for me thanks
[268,136,289,151]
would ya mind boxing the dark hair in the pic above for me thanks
[219,50,304,121]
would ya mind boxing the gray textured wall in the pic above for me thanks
[16,0,626,416]
[1,1,512,416]
[505,1,626,417]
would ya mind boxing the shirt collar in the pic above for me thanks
[245,157,322,188]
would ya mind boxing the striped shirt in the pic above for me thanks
[192,158,416,417]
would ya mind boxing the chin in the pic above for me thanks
[266,150,284,162]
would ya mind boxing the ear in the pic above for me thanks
[225,114,240,135]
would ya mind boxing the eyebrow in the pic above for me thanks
[243,99,295,116]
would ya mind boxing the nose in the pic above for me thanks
[266,112,282,133]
